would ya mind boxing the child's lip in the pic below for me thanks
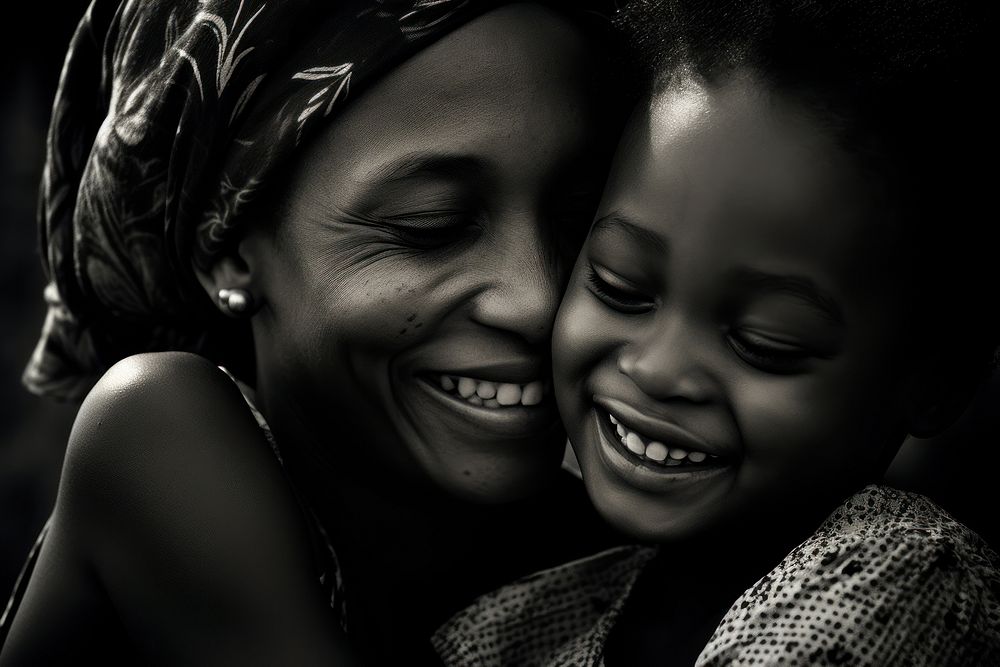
[591,409,733,493]
[592,394,731,460]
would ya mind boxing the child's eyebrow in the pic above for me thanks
[591,213,670,255]
[733,268,845,325]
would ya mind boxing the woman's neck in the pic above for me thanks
[324,460,614,664]
[257,387,617,663]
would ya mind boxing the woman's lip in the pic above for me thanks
[593,395,729,459]
[423,359,547,385]
[414,376,558,438]
[592,409,733,493]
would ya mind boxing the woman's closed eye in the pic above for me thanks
[586,263,655,314]
[376,210,480,248]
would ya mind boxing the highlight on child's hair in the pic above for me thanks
[615,0,998,398]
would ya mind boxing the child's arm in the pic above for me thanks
[0,352,357,665]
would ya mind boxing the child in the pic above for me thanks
[433,0,1000,664]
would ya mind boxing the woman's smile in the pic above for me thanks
[402,353,559,440]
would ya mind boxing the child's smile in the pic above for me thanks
[554,71,914,541]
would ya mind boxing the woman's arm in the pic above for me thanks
[1,352,356,665]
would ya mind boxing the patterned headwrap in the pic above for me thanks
[24,0,553,402]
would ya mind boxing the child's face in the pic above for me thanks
[554,72,912,540]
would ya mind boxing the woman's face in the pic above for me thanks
[554,72,913,540]
[245,5,613,502]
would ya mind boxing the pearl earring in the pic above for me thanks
[218,288,253,315]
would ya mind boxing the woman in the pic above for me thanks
[0,0,623,663]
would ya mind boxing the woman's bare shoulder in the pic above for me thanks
[69,350,251,456]
[7,351,354,663]
[58,352,269,522]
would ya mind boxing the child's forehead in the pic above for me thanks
[616,79,869,223]
[644,71,832,159]
[598,73,901,296]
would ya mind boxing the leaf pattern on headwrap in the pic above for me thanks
[180,0,267,100]
[398,0,471,34]
[292,64,353,145]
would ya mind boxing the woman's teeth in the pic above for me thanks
[438,375,545,408]
[610,413,714,467]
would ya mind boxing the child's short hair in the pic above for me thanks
[615,0,998,392]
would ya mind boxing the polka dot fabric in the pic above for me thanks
[433,485,1000,666]
[700,486,999,666]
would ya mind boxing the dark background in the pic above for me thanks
[1,0,92,598]
[1,3,997,601]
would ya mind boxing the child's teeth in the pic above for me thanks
[608,412,717,468]
[496,383,521,405]
[624,432,646,456]
[467,395,483,406]
[521,381,544,406]
[457,377,477,398]
[645,441,668,462]
[440,375,456,391]
[483,398,500,408]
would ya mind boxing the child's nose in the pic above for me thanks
[617,312,718,404]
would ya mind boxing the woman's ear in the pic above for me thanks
[193,245,259,318]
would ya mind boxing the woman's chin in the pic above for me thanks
[418,441,566,505]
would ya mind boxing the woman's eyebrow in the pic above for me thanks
[733,268,845,325]
[591,213,670,256]
[366,151,490,185]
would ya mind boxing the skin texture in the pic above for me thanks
[556,70,919,545]
[3,5,619,664]
[212,3,612,504]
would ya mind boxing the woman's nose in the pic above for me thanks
[617,311,718,404]
[468,219,564,346]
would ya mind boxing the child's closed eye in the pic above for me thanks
[586,263,655,314]
[727,327,822,374]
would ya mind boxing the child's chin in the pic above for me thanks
[580,461,720,542]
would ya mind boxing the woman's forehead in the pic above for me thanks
[285,5,604,202]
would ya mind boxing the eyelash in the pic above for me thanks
[585,263,824,374]
[382,212,477,248]
[585,265,655,314]
[727,328,813,374]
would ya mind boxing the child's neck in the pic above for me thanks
[607,492,861,667]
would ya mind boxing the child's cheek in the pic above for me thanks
[732,371,879,486]
[554,286,623,394]
[736,374,817,445]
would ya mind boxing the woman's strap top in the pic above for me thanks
[218,367,348,632]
